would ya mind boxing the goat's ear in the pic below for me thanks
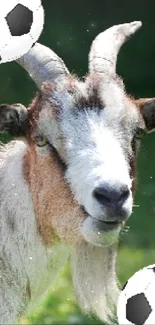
[0,103,28,137]
[135,98,155,133]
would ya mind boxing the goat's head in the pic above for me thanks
[0,21,155,249]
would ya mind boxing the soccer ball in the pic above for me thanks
[0,0,44,63]
[117,264,155,324]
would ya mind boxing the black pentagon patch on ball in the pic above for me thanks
[6,4,33,36]
[126,293,152,325]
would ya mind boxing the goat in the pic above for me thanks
[0,21,155,324]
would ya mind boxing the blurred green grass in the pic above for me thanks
[21,246,155,325]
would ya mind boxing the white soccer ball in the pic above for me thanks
[117,264,155,325]
[0,0,44,63]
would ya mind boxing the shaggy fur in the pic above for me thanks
[1,24,155,324]
[0,77,155,324]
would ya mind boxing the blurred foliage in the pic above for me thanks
[22,264,102,325]
[1,0,155,324]
[21,247,155,324]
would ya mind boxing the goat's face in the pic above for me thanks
[1,76,155,247]
[1,21,155,248]
[36,75,146,247]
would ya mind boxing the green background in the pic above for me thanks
[1,0,155,323]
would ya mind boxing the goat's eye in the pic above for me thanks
[35,135,47,147]
[135,127,146,140]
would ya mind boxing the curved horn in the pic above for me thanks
[16,43,70,89]
[89,21,142,78]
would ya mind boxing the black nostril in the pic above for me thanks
[93,185,130,207]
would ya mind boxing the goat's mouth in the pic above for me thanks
[80,207,124,247]
[81,206,124,229]
[95,218,122,229]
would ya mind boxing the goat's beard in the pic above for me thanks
[71,240,119,324]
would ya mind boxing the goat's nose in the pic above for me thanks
[93,184,130,207]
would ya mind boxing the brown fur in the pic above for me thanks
[31,76,104,116]
[23,141,85,246]
[27,93,42,134]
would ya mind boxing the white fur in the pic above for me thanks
[62,106,134,220]
[0,79,141,324]
[0,141,70,323]
[71,240,119,324]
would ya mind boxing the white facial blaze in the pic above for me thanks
[63,108,132,220]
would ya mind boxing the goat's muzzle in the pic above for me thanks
[80,188,129,247]
[93,184,130,208]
